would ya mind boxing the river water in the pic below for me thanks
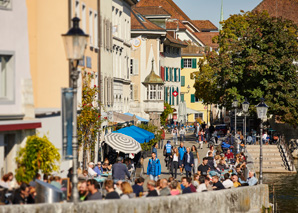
[263,159,298,212]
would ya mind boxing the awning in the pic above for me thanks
[0,120,42,132]
[124,113,149,122]
[113,112,134,123]
[129,125,155,141]
[113,125,154,144]
[186,107,201,114]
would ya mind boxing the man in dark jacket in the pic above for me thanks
[182,147,194,178]
[112,157,130,182]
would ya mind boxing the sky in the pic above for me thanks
[173,0,263,28]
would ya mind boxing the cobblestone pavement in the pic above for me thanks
[142,132,209,190]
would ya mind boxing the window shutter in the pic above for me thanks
[191,94,195,103]
[99,15,102,47]
[181,76,185,86]
[165,87,168,103]
[181,94,184,102]
[110,21,113,51]
[134,85,138,100]
[176,87,179,105]
[181,59,184,69]
[165,67,168,81]
[169,87,172,105]
[170,68,172,81]
[133,59,139,75]
[161,66,164,81]
[110,78,114,106]
[174,68,177,82]
[178,68,180,81]
[103,18,106,49]
[192,58,197,69]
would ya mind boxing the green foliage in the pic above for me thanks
[160,102,174,126]
[194,11,298,126]
[77,71,102,164]
[15,135,60,183]
[137,123,162,151]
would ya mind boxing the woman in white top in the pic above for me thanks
[171,147,179,179]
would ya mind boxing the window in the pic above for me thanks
[180,94,184,102]
[0,0,12,10]
[130,59,138,75]
[89,10,93,45]
[195,96,200,102]
[0,54,14,102]
[181,76,185,86]
[82,4,86,32]
[130,85,133,100]
[195,113,203,120]
[183,59,192,68]
[94,13,98,47]
[190,94,195,103]
[75,0,80,17]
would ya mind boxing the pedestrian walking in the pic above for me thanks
[170,147,179,179]
[159,127,165,149]
[179,126,186,142]
[147,152,161,181]
[171,127,179,146]
[178,142,187,175]
[191,145,199,175]
[182,147,194,178]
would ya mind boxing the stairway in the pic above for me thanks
[246,145,293,173]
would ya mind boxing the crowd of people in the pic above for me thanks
[0,122,260,205]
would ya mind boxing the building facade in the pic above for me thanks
[0,0,40,177]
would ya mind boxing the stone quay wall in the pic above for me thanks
[0,185,269,213]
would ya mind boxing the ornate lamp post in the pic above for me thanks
[256,98,269,184]
[62,17,88,203]
[242,98,250,145]
[232,98,238,153]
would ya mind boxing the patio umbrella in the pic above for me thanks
[104,132,142,154]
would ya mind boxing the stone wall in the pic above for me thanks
[0,185,269,213]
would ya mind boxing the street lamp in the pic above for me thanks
[256,98,269,184]
[232,98,239,153]
[62,17,89,203]
[242,98,250,145]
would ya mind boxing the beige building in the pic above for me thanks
[0,0,40,177]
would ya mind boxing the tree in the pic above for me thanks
[77,71,102,168]
[15,135,60,183]
[160,102,174,126]
[194,11,298,126]
[137,123,162,152]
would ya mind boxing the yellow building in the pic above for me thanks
[180,48,210,124]
[26,0,99,109]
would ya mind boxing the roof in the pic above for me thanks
[136,0,192,21]
[193,32,219,48]
[165,20,186,30]
[253,0,298,25]
[133,6,170,16]
[131,9,166,31]
[143,61,164,84]
[165,32,188,47]
[192,20,218,31]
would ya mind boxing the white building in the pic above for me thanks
[0,1,40,177]
[112,0,137,113]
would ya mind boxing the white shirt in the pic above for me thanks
[197,183,207,192]
[173,154,179,162]
[222,179,234,189]
[88,167,98,177]
[262,134,268,140]
[179,129,186,135]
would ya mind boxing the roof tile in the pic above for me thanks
[192,20,218,31]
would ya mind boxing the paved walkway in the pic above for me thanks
[142,132,209,189]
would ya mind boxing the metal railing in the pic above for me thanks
[277,135,295,171]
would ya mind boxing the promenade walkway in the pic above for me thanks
[142,132,209,189]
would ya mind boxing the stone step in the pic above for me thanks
[254,166,286,170]
[252,161,283,165]
[255,168,293,173]
[249,152,281,156]
[246,148,279,151]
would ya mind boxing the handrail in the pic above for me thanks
[277,135,295,171]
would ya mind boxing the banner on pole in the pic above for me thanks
[62,88,74,160]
